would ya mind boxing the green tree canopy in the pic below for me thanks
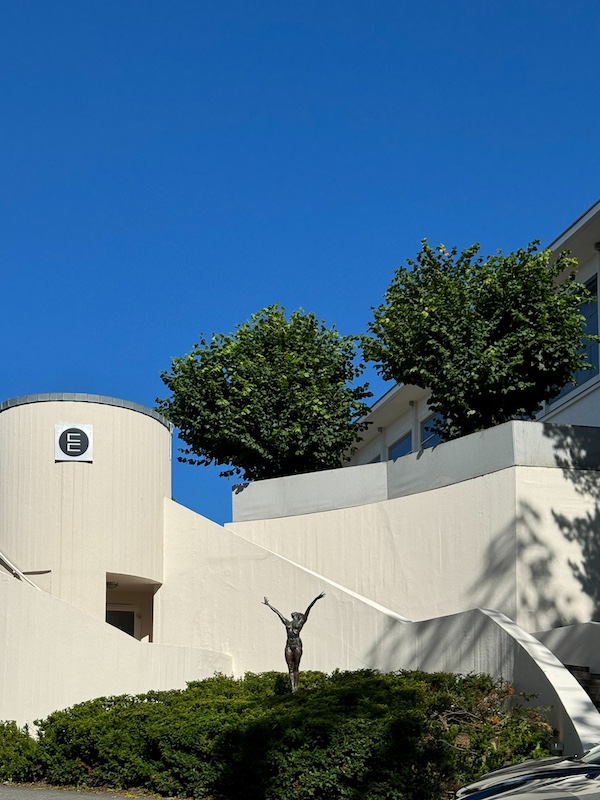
[158,305,371,481]
[364,241,598,442]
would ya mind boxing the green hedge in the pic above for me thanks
[3,670,552,799]
[0,721,39,782]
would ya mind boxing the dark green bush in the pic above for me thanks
[22,670,552,799]
[0,721,39,782]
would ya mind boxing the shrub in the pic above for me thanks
[29,670,552,799]
[0,721,39,782]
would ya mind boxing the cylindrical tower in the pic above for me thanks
[0,394,172,638]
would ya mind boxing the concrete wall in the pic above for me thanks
[536,623,600,674]
[229,422,600,634]
[1,398,598,753]
[0,571,231,728]
[0,398,171,619]
[4,542,597,754]
[515,466,598,632]
[155,503,600,754]
[232,462,387,522]
[229,469,520,624]
[0,476,596,753]
[156,498,413,673]
[235,421,600,522]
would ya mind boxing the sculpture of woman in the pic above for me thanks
[263,592,325,692]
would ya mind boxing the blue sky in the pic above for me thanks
[1,0,599,524]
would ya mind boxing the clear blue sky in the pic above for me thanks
[1,0,599,524]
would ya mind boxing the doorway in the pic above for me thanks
[106,604,141,638]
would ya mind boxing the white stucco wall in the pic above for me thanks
[1,397,599,753]
[0,487,597,753]
[535,622,600,674]
[0,398,171,619]
[4,543,597,754]
[229,423,600,633]
[0,571,231,728]
[235,422,600,521]
[515,467,599,632]
[228,468,520,624]
[155,501,600,754]
[156,498,413,673]
[232,462,388,522]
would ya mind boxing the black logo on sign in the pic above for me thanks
[58,428,89,457]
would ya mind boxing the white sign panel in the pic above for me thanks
[55,424,94,462]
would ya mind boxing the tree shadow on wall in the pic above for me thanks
[543,424,600,622]
[465,500,564,631]
[515,501,567,630]
[363,423,600,669]
[362,507,562,673]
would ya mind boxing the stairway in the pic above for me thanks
[566,665,600,710]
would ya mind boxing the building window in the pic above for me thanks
[106,604,141,638]
[550,275,599,403]
[420,414,443,450]
[388,432,412,460]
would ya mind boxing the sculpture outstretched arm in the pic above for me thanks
[263,596,288,626]
[303,591,325,620]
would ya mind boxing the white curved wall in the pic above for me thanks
[0,399,171,618]
[0,571,231,727]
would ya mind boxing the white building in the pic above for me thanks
[2,201,600,755]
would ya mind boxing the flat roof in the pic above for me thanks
[0,393,171,429]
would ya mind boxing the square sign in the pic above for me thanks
[55,424,94,462]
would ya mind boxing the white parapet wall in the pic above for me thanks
[231,461,388,522]
[232,421,600,522]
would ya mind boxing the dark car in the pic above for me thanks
[456,743,600,800]
[494,774,600,800]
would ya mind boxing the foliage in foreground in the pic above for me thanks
[0,721,38,782]
[2,670,552,799]
[365,241,598,442]
[157,305,371,481]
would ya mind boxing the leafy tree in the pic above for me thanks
[364,240,598,441]
[158,305,371,481]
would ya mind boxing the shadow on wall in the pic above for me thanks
[544,425,600,623]
[516,499,566,630]
[362,603,509,679]
[464,520,519,623]
[463,507,564,632]
[360,604,600,754]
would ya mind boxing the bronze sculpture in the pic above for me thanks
[263,592,325,692]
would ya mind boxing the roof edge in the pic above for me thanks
[0,393,172,430]
[548,198,600,250]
